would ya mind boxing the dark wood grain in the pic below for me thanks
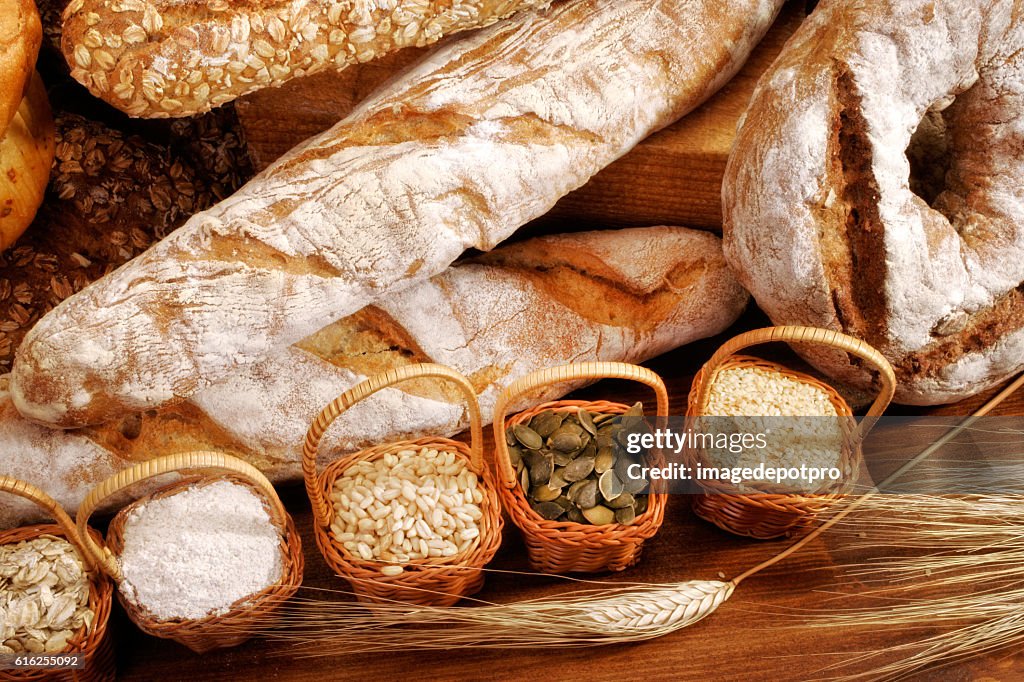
[105,307,1024,681]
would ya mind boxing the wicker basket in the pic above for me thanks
[685,326,896,539]
[75,452,303,654]
[493,362,670,573]
[0,477,114,682]
[303,363,503,607]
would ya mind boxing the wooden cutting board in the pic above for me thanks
[235,2,806,231]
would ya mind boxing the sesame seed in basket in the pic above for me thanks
[705,365,839,417]
[329,447,485,575]
[684,326,896,539]
[703,365,845,493]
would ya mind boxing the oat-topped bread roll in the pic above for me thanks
[13,0,783,427]
[723,0,1024,405]
[0,226,747,526]
[61,0,553,118]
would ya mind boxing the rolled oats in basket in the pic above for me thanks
[0,535,93,655]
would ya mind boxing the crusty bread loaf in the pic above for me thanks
[0,0,40,135]
[723,0,1024,405]
[0,73,54,252]
[0,0,48,251]
[61,0,552,118]
[13,0,783,428]
[0,225,748,527]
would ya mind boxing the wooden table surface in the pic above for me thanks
[106,308,1024,682]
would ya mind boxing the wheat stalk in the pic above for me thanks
[786,492,1024,680]
[242,579,734,653]
[249,375,1024,659]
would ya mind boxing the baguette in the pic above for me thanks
[13,0,782,427]
[61,0,552,118]
[0,225,748,526]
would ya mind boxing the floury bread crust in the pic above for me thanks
[61,0,554,118]
[13,0,783,427]
[0,226,748,527]
[723,0,1024,405]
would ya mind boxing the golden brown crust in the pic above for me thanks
[60,0,553,118]
[0,0,41,136]
[0,73,54,252]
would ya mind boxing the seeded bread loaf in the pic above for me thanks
[14,0,783,427]
[0,226,748,527]
[60,0,553,118]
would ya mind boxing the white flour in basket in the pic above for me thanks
[117,480,283,620]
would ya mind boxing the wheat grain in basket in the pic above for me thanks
[74,451,303,654]
[684,326,896,539]
[0,477,114,682]
[302,363,504,607]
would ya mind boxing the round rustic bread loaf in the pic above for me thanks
[0,0,50,251]
[0,0,41,135]
[0,73,54,252]
[723,0,1024,405]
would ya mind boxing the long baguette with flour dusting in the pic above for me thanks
[12,0,782,427]
[0,226,748,526]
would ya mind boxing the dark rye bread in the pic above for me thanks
[723,0,1024,405]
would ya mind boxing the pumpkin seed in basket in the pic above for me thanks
[511,404,651,526]
[513,424,544,450]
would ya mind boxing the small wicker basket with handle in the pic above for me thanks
[685,326,896,539]
[303,363,503,607]
[493,362,670,574]
[0,478,115,682]
[75,452,303,654]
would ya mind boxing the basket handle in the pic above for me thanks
[693,326,896,443]
[492,362,670,489]
[0,477,96,574]
[75,451,287,582]
[302,363,484,528]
